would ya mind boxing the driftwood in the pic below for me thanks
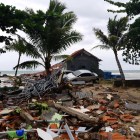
[68,90,83,105]
[53,103,99,123]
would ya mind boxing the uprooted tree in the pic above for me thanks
[104,0,140,65]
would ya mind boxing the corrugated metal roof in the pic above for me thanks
[71,48,102,61]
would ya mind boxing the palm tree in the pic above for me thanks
[91,16,131,86]
[4,37,38,76]
[14,0,82,75]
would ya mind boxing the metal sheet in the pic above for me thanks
[64,123,75,140]
[125,103,140,110]
[75,91,93,99]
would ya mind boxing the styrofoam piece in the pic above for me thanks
[129,127,135,132]
[80,106,84,109]
[105,127,113,132]
[37,128,53,140]
[96,110,104,114]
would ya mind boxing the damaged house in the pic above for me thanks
[64,49,104,76]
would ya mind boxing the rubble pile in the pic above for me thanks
[0,72,140,139]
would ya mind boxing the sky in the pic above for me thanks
[0,0,139,71]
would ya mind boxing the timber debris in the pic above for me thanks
[0,69,139,140]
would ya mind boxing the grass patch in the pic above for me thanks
[99,80,114,85]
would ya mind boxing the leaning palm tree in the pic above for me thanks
[91,16,132,86]
[14,0,82,75]
[4,37,39,76]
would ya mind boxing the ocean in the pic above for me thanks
[0,70,140,80]
[104,70,140,80]
[0,70,42,76]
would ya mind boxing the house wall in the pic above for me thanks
[67,52,99,72]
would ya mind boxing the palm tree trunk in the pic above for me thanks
[45,57,51,79]
[15,53,21,77]
[113,50,125,87]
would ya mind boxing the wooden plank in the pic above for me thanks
[20,110,34,124]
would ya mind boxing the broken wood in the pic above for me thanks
[20,110,34,124]
[53,103,99,123]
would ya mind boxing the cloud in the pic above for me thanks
[0,0,140,71]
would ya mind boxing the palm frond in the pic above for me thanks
[91,45,110,50]
[4,37,25,53]
[48,0,66,13]
[93,28,109,45]
[61,12,77,28]
[107,16,129,37]
[53,55,73,61]
[108,35,118,48]
[15,34,42,59]
[13,60,45,70]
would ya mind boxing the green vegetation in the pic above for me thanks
[104,0,140,65]
[91,16,136,86]
[12,0,82,75]
[14,77,23,87]
[0,3,28,45]
[4,37,38,76]
[0,48,6,54]
[99,80,114,85]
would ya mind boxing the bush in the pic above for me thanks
[99,80,114,85]
[14,77,22,87]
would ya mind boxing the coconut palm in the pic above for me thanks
[14,0,82,75]
[4,37,39,76]
[91,16,132,86]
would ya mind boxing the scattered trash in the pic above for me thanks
[0,68,139,140]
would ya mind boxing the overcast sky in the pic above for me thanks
[0,0,139,71]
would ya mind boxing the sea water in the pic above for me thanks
[0,70,42,76]
[104,70,140,80]
[0,70,140,80]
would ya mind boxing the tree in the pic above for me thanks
[91,16,131,86]
[0,48,6,54]
[14,0,82,74]
[0,3,28,45]
[4,37,39,76]
[104,0,140,65]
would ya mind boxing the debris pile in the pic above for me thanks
[0,70,140,140]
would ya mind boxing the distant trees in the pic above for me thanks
[104,0,140,65]
[92,16,134,86]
